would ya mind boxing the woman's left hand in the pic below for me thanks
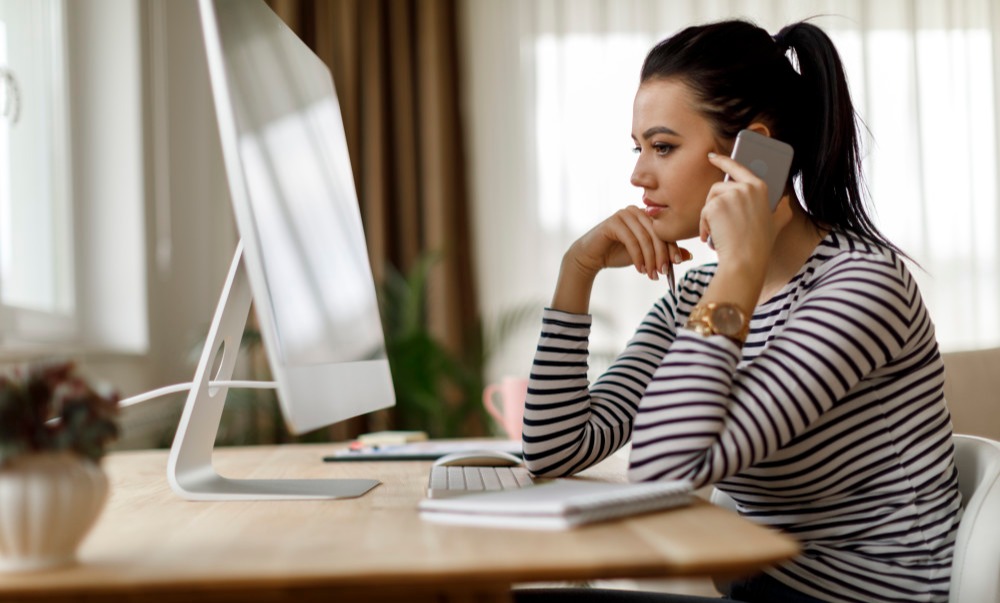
[700,152,791,270]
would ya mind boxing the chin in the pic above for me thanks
[654,225,697,243]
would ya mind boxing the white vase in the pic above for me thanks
[0,451,109,572]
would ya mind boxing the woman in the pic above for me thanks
[518,19,961,603]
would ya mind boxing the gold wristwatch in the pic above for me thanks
[685,302,750,345]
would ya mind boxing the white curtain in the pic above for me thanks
[460,0,1000,382]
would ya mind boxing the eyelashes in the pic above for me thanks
[632,143,677,156]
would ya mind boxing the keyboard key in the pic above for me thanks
[496,467,521,490]
[429,466,449,491]
[427,465,537,499]
[512,468,534,487]
[447,466,465,490]
[463,467,485,491]
[480,467,502,491]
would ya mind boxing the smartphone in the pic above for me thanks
[726,129,794,211]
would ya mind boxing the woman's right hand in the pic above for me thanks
[567,206,689,281]
[551,206,692,314]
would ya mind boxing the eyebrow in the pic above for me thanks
[639,126,681,140]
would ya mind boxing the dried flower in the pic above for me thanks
[0,361,119,466]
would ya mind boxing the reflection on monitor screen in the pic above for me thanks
[226,12,383,366]
[166,0,396,501]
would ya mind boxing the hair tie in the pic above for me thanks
[773,26,801,74]
[773,30,791,50]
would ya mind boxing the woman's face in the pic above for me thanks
[630,78,724,243]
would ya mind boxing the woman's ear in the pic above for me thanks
[745,122,773,138]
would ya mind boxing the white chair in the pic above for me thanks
[949,434,1000,602]
[710,434,1000,603]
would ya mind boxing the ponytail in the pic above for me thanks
[774,22,901,256]
[641,19,904,257]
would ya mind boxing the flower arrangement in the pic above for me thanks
[0,361,120,467]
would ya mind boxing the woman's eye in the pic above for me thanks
[632,143,675,155]
[652,143,675,156]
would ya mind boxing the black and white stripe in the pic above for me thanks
[522,230,961,603]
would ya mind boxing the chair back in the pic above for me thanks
[950,434,1000,603]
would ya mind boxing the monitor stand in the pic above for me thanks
[166,242,380,500]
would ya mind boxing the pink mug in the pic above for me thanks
[482,376,528,440]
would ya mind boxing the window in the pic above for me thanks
[0,0,74,346]
[0,0,148,357]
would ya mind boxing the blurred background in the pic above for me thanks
[1,0,998,450]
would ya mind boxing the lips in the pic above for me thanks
[643,199,665,217]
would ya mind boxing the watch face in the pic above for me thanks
[711,305,745,336]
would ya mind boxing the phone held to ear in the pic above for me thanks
[726,129,795,211]
[707,130,794,250]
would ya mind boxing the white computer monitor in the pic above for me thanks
[167,0,396,501]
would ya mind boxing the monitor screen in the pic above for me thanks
[201,0,395,433]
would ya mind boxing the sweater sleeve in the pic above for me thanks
[627,251,919,487]
[521,289,681,477]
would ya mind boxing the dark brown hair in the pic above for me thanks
[641,19,900,255]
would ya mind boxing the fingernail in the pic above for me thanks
[660,263,668,275]
[673,252,682,264]
[707,152,717,158]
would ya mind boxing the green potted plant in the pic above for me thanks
[380,253,545,438]
[0,361,119,572]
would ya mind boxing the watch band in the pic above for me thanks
[685,302,750,345]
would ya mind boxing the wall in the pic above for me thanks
[942,347,1000,442]
[80,0,236,450]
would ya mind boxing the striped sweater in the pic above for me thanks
[522,230,962,603]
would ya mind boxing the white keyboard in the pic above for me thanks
[426,465,537,499]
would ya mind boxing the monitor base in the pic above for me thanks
[170,475,380,501]
[167,244,378,501]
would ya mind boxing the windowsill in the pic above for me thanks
[0,343,147,363]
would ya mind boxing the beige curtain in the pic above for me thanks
[266,0,480,436]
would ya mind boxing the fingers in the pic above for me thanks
[607,207,695,281]
[630,206,676,276]
[617,207,669,280]
[707,152,768,206]
[577,207,693,282]
[668,243,692,265]
[701,153,777,259]
[708,152,756,183]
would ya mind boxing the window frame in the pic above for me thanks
[0,0,148,359]
[0,0,77,349]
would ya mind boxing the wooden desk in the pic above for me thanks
[0,444,799,602]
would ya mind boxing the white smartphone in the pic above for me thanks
[726,129,794,211]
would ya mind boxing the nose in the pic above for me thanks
[630,154,654,189]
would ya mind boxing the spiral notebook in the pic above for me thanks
[418,479,693,530]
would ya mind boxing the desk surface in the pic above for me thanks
[0,444,799,602]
